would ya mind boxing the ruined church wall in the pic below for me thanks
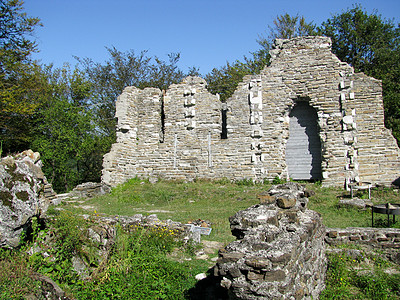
[161,77,221,180]
[102,36,400,187]
[349,73,400,184]
[217,75,261,180]
[261,37,357,185]
[256,36,400,186]
[102,87,164,186]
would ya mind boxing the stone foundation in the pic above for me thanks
[326,227,400,264]
[214,183,326,299]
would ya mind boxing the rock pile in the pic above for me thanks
[214,182,326,299]
[53,182,111,205]
[0,150,53,248]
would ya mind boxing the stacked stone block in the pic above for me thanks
[214,183,326,299]
[102,36,400,187]
[326,227,400,263]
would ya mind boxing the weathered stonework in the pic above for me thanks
[102,36,400,187]
[0,150,53,248]
[325,227,400,264]
[214,183,326,299]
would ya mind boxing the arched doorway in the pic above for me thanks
[286,101,322,180]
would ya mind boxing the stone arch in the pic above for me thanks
[285,100,322,180]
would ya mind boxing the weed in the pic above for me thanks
[272,175,286,184]
[322,250,400,300]
[235,178,254,186]
[0,249,41,299]
[215,177,231,185]
[73,225,199,299]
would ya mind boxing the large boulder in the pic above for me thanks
[214,183,326,299]
[0,150,52,248]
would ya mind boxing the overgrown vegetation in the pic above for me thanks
[1,209,208,299]
[74,225,203,299]
[1,180,400,298]
[321,250,400,299]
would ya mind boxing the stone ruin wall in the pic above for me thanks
[214,183,326,299]
[102,36,400,188]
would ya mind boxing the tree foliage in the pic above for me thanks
[318,5,399,74]
[76,48,187,139]
[0,0,40,71]
[206,13,315,102]
[257,13,316,53]
[205,61,255,102]
[31,65,106,192]
[0,0,42,153]
[318,5,400,142]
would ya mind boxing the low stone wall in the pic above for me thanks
[325,227,400,263]
[68,182,111,199]
[89,213,198,243]
[214,183,326,299]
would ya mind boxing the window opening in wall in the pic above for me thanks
[160,90,166,143]
[286,100,322,181]
[221,103,228,139]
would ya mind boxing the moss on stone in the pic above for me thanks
[0,191,13,208]
[16,191,29,202]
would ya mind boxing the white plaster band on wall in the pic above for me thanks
[208,131,212,168]
[173,133,177,168]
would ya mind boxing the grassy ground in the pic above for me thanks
[63,178,400,244]
[2,179,400,299]
[65,177,265,244]
[308,184,400,229]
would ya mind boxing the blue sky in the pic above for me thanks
[24,0,400,75]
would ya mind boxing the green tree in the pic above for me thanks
[147,52,185,91]
[205,61,255,102]
[31,65,102,192]
[76,47,152,138]
[77,48,188,140]
[206,13,315,102]
[318,5,400,142]
[257,13,316,54]
[0,0,42,153]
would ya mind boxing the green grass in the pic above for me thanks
[63,178,400,243]
[0,249,42,299]
[321,250,400,299]
[71,225,208,299]
[66,177,265,244]
[308,184,400,228]
[2,179,400,299]
[1,210,209,300]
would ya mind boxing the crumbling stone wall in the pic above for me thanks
[213,183,326,299]
[326,227,400,264]
[102,36,400,187]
